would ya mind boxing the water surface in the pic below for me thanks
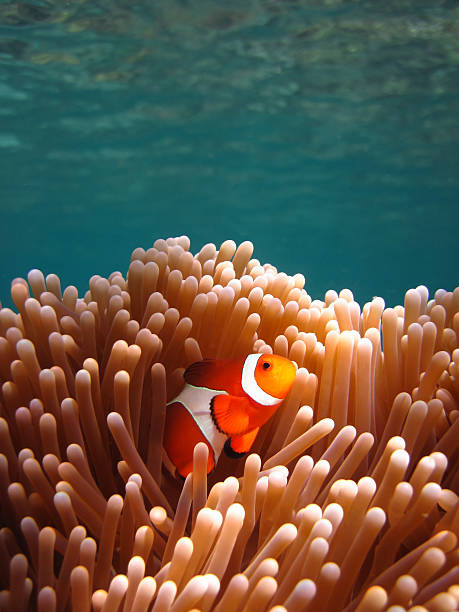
[1,0,458,308]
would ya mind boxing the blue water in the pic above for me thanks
[1,0,458,309]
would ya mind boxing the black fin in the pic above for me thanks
[224,437,247,458]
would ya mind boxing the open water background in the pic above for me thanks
[1,0,458,309]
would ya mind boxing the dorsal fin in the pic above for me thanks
[184,359,219,386]
[183,358,244,395]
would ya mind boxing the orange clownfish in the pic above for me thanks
[163,353,297,478]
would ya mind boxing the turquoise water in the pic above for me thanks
[1,0,458,309]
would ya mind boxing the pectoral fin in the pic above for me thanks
[210,394,250,436]
[225,428,260,457]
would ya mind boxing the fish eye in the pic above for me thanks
[262,361,271,370]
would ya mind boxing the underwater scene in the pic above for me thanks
[0,0,458,306]
[1,2,459,612]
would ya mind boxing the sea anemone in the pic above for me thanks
[0,236,457,611]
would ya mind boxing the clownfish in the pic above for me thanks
[163,353,296,478]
